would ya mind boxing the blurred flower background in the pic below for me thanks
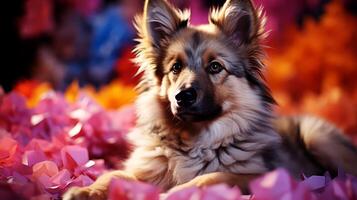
[1,0,357,199]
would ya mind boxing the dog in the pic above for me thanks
[63,0,357,199]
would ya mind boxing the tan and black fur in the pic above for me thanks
[63,0,357,199]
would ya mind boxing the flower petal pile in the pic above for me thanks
[107,169,357,200]
[0,91,135,199]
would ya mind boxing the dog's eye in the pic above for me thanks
[171,62,182,74]
[207,62,223,74]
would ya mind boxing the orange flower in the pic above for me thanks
[64,80,137,110]
[65,81,80,103]
[15,79,136,110]
[268,1,357,135]
[14,80,52,108]
[92,80,137,110]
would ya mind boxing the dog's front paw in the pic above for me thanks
[62,186,106,200]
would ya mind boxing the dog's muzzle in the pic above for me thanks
[175,88,197,108]
[174,88,221,122]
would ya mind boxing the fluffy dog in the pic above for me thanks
[64,0,357,199]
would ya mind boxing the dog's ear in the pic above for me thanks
[210,0,260,45]
[143,0,189,48]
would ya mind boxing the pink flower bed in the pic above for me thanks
[109,169,357,200]
[0,91,357,199]
[0,91,134,199]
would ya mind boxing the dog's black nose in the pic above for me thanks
[175,88,197,107]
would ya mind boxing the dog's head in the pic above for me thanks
[134,0,275,123]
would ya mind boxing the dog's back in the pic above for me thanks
[273,116,357,177]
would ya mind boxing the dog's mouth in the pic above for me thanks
[175,106,222,122]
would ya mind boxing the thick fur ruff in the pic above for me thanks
[63,0,357,199]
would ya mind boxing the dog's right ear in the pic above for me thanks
[143,0,189,48]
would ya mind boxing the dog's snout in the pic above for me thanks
[175,88,197,107]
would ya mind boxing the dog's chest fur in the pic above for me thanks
[124,92,282,190]
[164,134,271,184]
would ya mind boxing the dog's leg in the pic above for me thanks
[168,172,259,195]
[62,170,136,200]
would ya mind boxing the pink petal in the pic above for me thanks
[302,175,327,191]
[201,184,242,200]
[70,109,91,122]
[167,184,242,200]
[68,175,94,188]
[68,123,83,137]
[250,168,297,200]
[166,187,200,200]
[109,179,160,200]
[0,136,18,166]
[30,193,53,200]
[36,174,52,188]
[108,105,136,132]
[31,114,46,126]
[26,139,53,153]
[330,181,349,199]
[61,146,89,170]
[11,171,30,185]
[50,169,71,186]
[82,159,106,179]
[22,150,47,167]
[292,183,317,200]
[32,161,59,179]
[10,163,32,178]
[0,92,31,127]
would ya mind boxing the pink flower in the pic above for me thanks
[0,91,135,198]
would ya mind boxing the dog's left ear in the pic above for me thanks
[143,0,189,48]
[210,0,260,45]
